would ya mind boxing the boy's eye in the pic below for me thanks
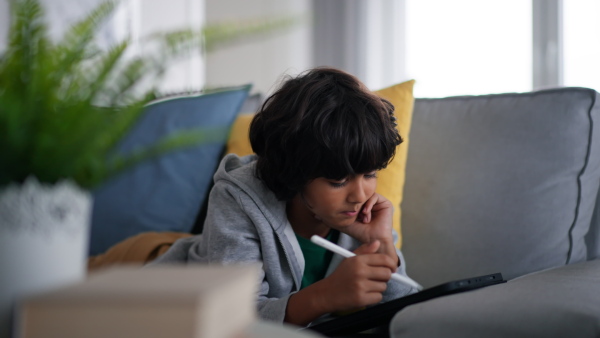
[365,172,378,179]
[328,179,348,188]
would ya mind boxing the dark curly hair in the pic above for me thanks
[249,67,402,201]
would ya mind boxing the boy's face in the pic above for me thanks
[300,172,377,228]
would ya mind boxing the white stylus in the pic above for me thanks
[310,235,424,291]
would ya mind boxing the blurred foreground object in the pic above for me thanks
[0,1,209,337]
[18,265,259,338]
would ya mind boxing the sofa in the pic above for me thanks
[392,87,600,337]
[89,84,600,337]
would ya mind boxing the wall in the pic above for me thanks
[0,0,113,64]
[2,0,311,95]
[0,0,98,51]
[134,0,204,93]
[0,0,204,94]
[312,0,407,91]
[0,0,8,54]
[205,0,312,95]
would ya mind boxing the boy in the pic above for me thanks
[152,67,416,326]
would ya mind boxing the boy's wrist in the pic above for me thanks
[308,278,334,313]
[285,279,333,325]
[377,238,400,266]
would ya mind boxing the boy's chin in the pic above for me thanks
[326,217,357,229]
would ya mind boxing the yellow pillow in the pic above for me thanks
[225,80,415,248]
[226,113,255,156]
[374,80,416,249]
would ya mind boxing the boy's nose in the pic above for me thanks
[347,179,368,204]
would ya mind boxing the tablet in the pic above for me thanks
[306,273,506,336]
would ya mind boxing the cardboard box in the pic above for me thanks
[18,265,259,338]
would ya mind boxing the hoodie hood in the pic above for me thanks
[213,154,289,233]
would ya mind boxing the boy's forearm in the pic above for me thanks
[284,282,331,326]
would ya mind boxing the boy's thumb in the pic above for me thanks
[353,240,380,255]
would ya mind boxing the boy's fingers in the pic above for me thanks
[368,280,389,293]
[367,267,393,282]
[361,253,398,271]
[353,240,380,255]
[360,194,378,223]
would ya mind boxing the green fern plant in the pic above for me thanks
[0,0,299,190]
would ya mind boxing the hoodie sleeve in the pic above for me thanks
[380,229,419,299]
[381,248,418,301]
[187,181,294,322]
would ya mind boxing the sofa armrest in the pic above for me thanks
[390,259,600,338]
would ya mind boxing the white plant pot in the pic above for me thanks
[0,178,91,338]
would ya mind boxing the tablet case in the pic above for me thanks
[306,273,506,336]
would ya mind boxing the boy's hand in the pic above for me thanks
[285,241,397,325]
[342,193,399,265]
[317,241,397,311]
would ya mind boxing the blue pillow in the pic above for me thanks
[89,85,251,255]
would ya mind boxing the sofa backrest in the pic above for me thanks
[401,87,600,288]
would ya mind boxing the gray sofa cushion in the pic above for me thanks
[390,259,600,338]
[402,88,600,287]
[588,189,600,260]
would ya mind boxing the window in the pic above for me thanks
[405,0,532,97]
[563,0,600,91]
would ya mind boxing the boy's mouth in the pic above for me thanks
[341,210,358,217]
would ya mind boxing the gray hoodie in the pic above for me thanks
[152,154,415,323]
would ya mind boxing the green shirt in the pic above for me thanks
[295,230,340,289]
